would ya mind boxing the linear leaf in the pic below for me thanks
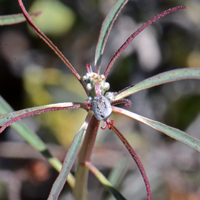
[108,156,129,188]
[111,125,151,200]
[114,68,200,100]
[95,0,129,72]
[18,0,83,86]
[0,96,75,188]
[112,106,200,152]
[0,102,85,133]
[48,113,92,200]
[86,162,127,200]
[104,157,129,200]
[104,6,187,79]
[0,12,41,26]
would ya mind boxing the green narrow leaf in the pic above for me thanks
[0,12,41,26]
[108,156,129,187]
[104,157,128,200]
[94,0,128,70]
[86,162,127,200]
[0,96,75,188]
[113,106,200,152]
[114,68,200,100]
[0,102,82,128]
[48,113,92,200]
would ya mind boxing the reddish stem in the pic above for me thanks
[111,124,151,200]
[0,104,81,133]
[74,116,100,200]
[17,0,89,96]
[104,6,188,79]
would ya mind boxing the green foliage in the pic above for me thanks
[0,12,41,25]
[0,1,200,200]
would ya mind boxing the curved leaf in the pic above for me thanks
[0,102,86,133]
[48,113,92,200]
[0,96,75,188]
[0,12,41,26]
[114,68,200,100]
[112,106,200,152]
[104,6,187,79]
[18,0,84,87]
[111,124,151,200]
[108,156,128,188]
[95,0,129,72]
[85,162,127,200]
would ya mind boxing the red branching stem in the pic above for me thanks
[111,124,151,200]
[17,0,89,96]
[104,6,188,79]
[111,99,132,107]
[0,104,81,133]
[18,0,79,78]
[101,119,114,130]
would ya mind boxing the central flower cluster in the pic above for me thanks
[82,66,113,129]
[83,72,110,96]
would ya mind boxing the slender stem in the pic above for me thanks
[17,0,89,95]
[104,6,187,79]
[73,115,100,200]
[111,124,151,200]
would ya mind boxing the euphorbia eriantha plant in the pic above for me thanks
[1,1,200,200]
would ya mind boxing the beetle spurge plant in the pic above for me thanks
[1,0,200,200]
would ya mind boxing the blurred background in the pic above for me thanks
[1,0,200,199]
